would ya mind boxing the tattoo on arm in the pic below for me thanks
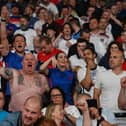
[18,74,24,85]
[5,68,13,78]
[34,75,41,87]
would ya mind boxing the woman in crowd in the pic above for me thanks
[45,103,66,126]
[34,7,48,35]
[40,52,76,105]
[57,23,76,55]
[42,87,80,126]
[98,41,124,69]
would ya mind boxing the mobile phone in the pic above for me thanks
[86,99,97,108]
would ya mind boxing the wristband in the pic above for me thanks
[97,116,105,124]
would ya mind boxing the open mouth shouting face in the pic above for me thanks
[14,35,26,53]
[63,24,72,35]
[22,53,36,74]
[56,52,67,67]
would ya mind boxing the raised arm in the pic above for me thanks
[93,88,101,108]
[80,67,93,91]
[110,14,122,27]
[0,6,9,43]
[39,57,53,75]
[1,19,8,41]
[0,67,13,80]
[0,12,9,56]
[40,74,49,91]
[53,32,62,47]
[80,59,96,91]
[83,109,92,126]
[118,77,126,110]
[76,97,92,126]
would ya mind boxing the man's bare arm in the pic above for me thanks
[1,19,8,41]
[93,88,101,108]
[118,77,126,109]
[81,67,93,91]
[118,87,126,109]
[0,67,13,80]
[0,15,9,56]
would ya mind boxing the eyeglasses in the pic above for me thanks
[51,94,62,98]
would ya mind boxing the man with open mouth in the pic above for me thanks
[0,52,49,112]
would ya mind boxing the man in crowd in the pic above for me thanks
[0,52,49,112]
[89,17,107,61]
[76,94,117,126]
[94,50,126,126]
[77,46,106,96]
[0,95,42,126]
[37,36,62,69]
[14,15,37,51]
[69,38,88,72]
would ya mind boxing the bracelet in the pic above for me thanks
[97,116,105,124]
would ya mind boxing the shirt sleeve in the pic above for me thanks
[77,67,86,83]
[64,105,81,118]
[94,72,102,89]
[102,108,117,124]
[0,113,18,126]
[76,116,83,126]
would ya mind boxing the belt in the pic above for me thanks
[114,113,126,118]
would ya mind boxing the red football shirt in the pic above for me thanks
[38,48,62,68]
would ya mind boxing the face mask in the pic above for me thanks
[20,24,28,31]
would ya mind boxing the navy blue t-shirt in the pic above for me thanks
[48,68,76,105]
[4,52,24,95]
[4,52,23,70]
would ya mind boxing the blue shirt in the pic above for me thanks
[0,111,22,126]
[0,110,9,122]
[4,52,24,95]
[48,68,76,105]
[71,31,80,40]
[4,52,24,70]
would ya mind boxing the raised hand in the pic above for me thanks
[120,77,126,88]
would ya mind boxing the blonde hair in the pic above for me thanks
[45,103,56,119]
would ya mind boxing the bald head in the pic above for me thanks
[24,95,42,110]
[109,50,124,69]
[22,95,42,126]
